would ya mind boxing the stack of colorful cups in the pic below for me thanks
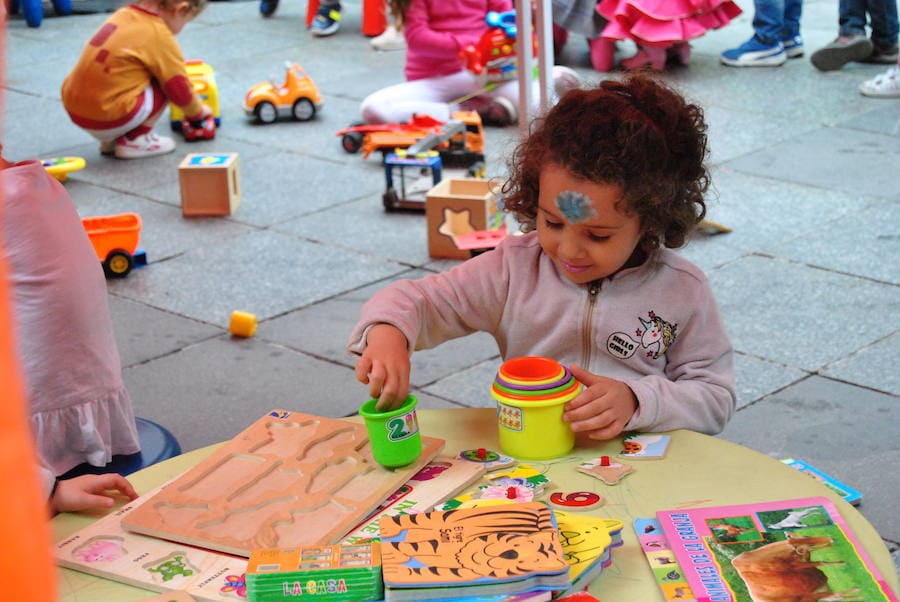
[491,356,580,460]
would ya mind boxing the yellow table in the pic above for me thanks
[54,408,899,600]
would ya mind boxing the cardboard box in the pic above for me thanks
[179,152,240,216]
[425,178,502,259]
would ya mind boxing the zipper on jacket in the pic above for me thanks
[580,281,601,369]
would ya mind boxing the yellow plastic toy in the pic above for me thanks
[41,156,85,182]
[229,310,257,337]
[169,60,221,132]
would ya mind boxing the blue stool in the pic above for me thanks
[7,0,72,28]
[58,417,182,480]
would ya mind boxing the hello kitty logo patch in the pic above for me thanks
[606,310,677,361]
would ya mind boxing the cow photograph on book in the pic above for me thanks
[655,497,898,602]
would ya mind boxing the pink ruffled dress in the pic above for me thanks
[598,0,742,47]
[2,160,140,477]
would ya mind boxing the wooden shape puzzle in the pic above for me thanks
[122,410,444,557]
[58,457,476,600]
[576,456,634,485]
[179,153,240,216]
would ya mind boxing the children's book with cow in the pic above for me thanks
[649,496,897,602]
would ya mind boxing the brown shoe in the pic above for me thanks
[810,35,873,71]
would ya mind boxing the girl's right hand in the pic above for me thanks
[355,324,410,411]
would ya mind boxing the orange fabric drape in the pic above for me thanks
[0,12,58,601]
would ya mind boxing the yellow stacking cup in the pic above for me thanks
[492,358,580,460]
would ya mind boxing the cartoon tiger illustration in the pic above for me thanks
[379,503,567,584]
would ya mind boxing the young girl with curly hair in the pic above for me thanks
[348,74,735,441]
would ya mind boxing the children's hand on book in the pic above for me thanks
[563,364,637,440]
[355,323,410,411]
[51,473,138,514]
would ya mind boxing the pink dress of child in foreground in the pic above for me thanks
[597,0,742,70]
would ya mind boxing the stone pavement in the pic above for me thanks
[4,0,899,578]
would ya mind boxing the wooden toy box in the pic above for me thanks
[425,178,502,259]
[179,152,240,216]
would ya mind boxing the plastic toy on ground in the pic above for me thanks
[169,60,221,134]
[381,114,487,212]
[181,114,216,142]
[81,213,143,278]
[229,310,257,337]
[8,0,71,28]
[41,156,85,182]
[243,62,323,124]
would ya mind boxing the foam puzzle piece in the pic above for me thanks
[576,456,634,485]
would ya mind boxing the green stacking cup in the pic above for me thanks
[359,395,422,468]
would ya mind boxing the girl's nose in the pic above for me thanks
[557,233,585,260]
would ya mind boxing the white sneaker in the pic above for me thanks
[99,139,116,156]
[371,23,405,51]
[859,65,900,98]
[114,132,176,159]
[552,65,581,100]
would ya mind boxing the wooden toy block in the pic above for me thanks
[179,153,240,216]
[425,178,502,259]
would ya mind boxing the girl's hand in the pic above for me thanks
[51,474,138,514]
[563,364,638,440]
[354,324,410,412]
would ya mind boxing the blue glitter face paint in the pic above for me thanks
[555,190,596,223]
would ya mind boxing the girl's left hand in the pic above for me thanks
[51,473,139,514]
[563,364,638,440]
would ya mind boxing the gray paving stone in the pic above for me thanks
[421,359,502,408]
[765,202,900,285]
[718,375,900,543]
[710,254,900,371]
[821,332,900,396]
[108,228,408,327]
[724,126,900,202]
[733,351,808,409]
[108,295,222,368]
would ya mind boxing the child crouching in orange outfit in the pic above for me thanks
[61,0,212,159]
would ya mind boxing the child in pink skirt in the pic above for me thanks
[598,0,742,70]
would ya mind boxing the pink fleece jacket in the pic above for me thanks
[403,0,513,81]
[347,232,735,435]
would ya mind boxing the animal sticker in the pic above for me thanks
[607,310,678,361]
[619,433,671,459]
[72,536,127,563]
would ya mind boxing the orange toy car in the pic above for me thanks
[81,213,142,278]
[337,111,485,161]
[243,62,324,124]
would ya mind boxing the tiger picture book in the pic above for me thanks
[655,496,897,602]
[378,502,570,601]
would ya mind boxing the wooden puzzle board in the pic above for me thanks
[122,410,444,557]
[58,455,480,601]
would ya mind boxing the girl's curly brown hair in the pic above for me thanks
[502,74,709,251]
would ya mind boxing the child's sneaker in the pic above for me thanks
[99,139,116,156]
[810,35,873,71]
[859,64,900,98]
[114,132,176,159]
[477,97,517,127]
[864,42,899,64]
[370,23,405,51]
[720,36,786,67]
[781,35,804,58]
[310,3,341,37]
